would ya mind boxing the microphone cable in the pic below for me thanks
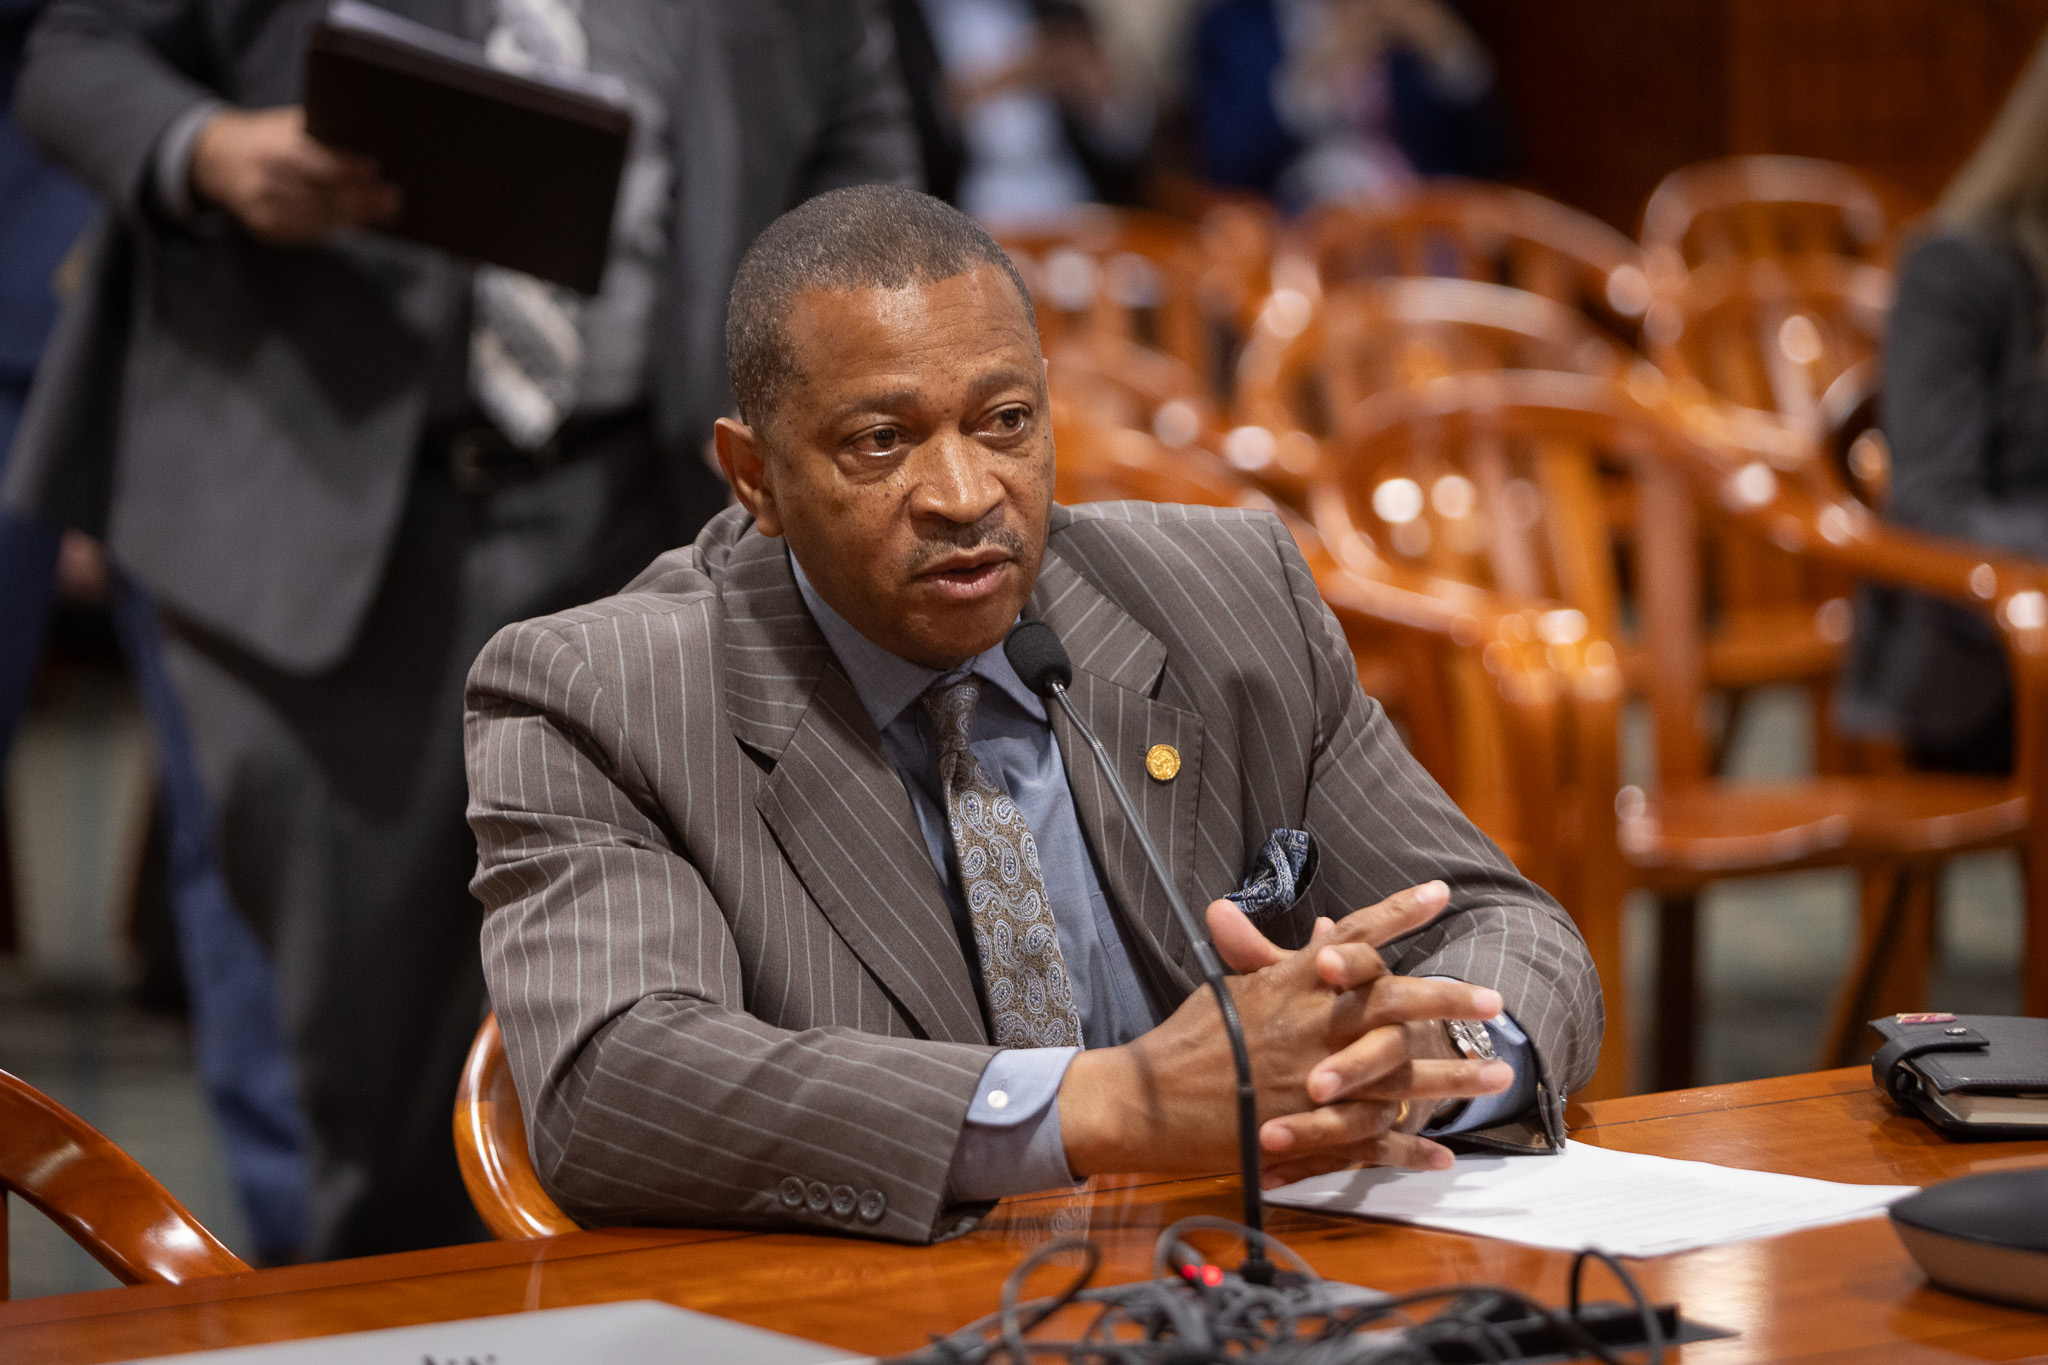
[892,1217,1670,1365]
[1003,620,1274,1281]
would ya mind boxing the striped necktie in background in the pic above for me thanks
[470,0,588,449]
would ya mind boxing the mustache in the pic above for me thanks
[904,516,1027,573]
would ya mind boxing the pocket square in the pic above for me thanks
[1227,828,1318,924]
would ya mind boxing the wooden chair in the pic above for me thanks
[1649,253,1891,437]
[993,208,1236,396]
[1289,182,1654,346]
[1046,332,1230,463]
[1,1067,249,1296]
[1055,411,1632,1098]
[1818,357,1891,512]
[1647,254,1894,765]
[1231,276,1627,507]
[454,1014,576,1240]
[1310,368,2048,1087]
[1640,155,1925,286]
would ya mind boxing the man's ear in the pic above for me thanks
[714,416,782,537]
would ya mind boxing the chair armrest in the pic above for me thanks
[1665,418,2048,796]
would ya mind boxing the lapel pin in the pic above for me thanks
[1145,744,1181,782]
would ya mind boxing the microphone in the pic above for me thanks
[1004,620,1275,1282]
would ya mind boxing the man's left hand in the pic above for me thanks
[1208,886,1512,1188]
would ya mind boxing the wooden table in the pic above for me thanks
[5,1070,2047,1363]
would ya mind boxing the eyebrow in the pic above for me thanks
[965,367,1043,402]
[828,367,1044,424]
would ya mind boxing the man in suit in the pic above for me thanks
[465,186,1601,1241]
[10,0,917,1256]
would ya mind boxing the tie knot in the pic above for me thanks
[920,676,982,756]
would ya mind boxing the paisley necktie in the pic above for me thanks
[922,678,1083,1049]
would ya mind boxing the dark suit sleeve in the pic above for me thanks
[1268,517,1603,1122]
[467,614,999,1244]
[790,0,919,197]
[1886,233,2048,557]
[16,0,215,209]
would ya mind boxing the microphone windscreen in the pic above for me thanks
[1004,620,1073,697]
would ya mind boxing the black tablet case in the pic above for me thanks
[303,0,631,293]
[1871,1013,2048,1141]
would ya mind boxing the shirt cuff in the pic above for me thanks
[153,98,228,223]
[1420,978,1536,1136]
[944,1047,1082,1203]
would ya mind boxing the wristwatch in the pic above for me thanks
[1443,1017,1499,1064]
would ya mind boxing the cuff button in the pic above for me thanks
[857,1189,886,1224]
[830,1185,857,1218]
[778,1176,805,1209]
[805,1180,831,1213]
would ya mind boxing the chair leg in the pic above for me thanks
[1821,863,1936,1068]
[1652,893,1699,1092]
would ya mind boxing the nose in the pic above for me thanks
[911,429,1005,525]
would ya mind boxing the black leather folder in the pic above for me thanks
[303,0,632,293]
[1871,1013,2048,1140]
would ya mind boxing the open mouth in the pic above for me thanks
[919,549,1014,601]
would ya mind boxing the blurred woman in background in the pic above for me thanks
[1845,32,2048,773]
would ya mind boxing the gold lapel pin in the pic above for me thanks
[1145,744,1181,782]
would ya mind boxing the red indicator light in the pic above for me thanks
[1201,1265,1224,1287]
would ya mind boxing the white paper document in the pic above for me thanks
[113,1300,865,1365]
[1264,1140,1918,1257]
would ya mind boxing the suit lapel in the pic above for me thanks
[725,532,987,1045]
[1030,548,1208,1005]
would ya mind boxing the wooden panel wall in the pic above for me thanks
[1462,0,2048,233]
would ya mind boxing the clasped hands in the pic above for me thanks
[1058,881,1512,1188]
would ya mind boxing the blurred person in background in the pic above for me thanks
[3,0,309,1265]
[892,0,1154,219]
[1841,31,2048,776]
[0,0,94,744]
[1191,0,1505,209]
[8,0,916,1259]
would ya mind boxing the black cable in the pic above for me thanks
[1005,621,1272,1279]
[890,1219,1676,1365]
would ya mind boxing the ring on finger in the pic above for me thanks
[1392,1100,1411,1128]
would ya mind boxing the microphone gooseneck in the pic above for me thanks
[1003,620,1273,1281]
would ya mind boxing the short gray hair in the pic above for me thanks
[725,184,1037,428]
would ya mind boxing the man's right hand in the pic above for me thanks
[189,106,400,244]
[1056,882,1510,1182]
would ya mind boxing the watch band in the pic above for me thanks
[1444,1017,1499,1064]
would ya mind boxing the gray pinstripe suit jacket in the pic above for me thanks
[465,501,1603,1244]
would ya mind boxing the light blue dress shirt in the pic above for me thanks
[790,555,1532,1202]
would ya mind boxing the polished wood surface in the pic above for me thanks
[5,1070,2045,1363]
[0,1068,249,1297]
[453,1014,575,1241]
